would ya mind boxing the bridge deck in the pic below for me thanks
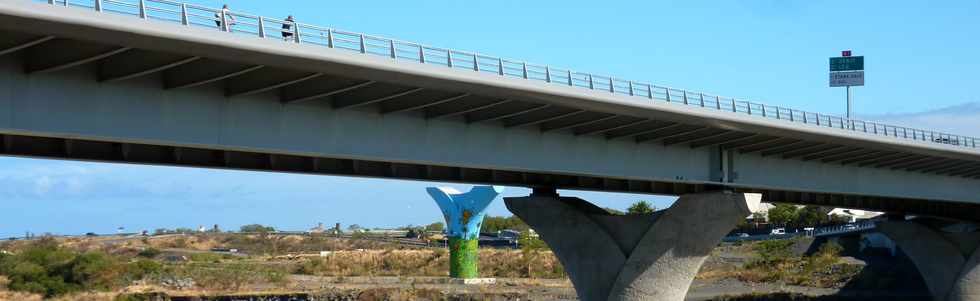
[1,0,979,220]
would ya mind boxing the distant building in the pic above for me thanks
[308,223,326,234]
[827,208,883,223]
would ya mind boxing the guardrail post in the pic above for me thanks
[608,78,614,93]
[359,35,366,53]
[179,3,188,25]
[94,0,101,11]
[545,67,551,82]
[498,58,505,75]
[63,0,68,6]
[447,50,454,68]
[775,107,780,119]
[629,82,635,96]
[48,0,54,5]
[390,40,397,58]
[731,98,737,112]
[647,85,653,99]
[521,63,528,79]
[716,96,721,110]
[699,93,704,107]
[473,54,479,71]
[816,113,821,126]
[665,89,671,103]
[220,11,229,32]
[588,75,594,89]
[256,17,266,38]
[417,45,424,63]
[682,91,688,105]
[138,0,146,19]
[567,70,573,86]
[747,102,752,115]
[294,24,302,43]
[789,110,794,121]
[327,30,335,48]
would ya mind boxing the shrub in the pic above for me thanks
[136,248,161,258]
[0,239,157,297]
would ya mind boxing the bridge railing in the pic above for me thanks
[33,0,980,151]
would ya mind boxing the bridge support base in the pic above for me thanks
[878,220,980,301]
[426,186,503,279]
[505,191,759,301]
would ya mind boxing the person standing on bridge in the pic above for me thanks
[215,4,235,32]
[282,15,295,42]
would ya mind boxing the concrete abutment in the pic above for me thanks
[505,190,760,301]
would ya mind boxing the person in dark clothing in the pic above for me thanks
[214,4,235,31]
[282,15,295,41]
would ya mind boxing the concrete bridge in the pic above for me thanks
[2,1,980,300]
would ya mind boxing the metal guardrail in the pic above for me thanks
[812,220,876,237]
[31,0,980,150]
[723,221,877,242]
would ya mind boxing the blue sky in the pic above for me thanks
[3,0,980,237]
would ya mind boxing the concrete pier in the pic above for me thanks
[426,185,503,278]
[878,220,980,301]
[505,190,759,301]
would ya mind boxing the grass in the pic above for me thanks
[698,240,862,288]
[294,248,565,279]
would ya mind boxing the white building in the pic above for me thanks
[827,208,883,223]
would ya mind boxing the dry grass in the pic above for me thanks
[295,248,565,279]
[1,275,43,301]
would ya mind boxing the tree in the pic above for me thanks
[795,206,826,227]
[239,224,275,233]
[424,222,445,232]
[347,224,363,232]
[627,201,656,215]
[766,203,799,226]
[481,216,528,233]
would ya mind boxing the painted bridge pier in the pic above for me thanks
[426,186,503,279]
[506,188,760,301]
[877,219,980,301]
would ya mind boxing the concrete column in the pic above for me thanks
[877,220,980,301]
[505,191,759,301]
[426,185,504,278]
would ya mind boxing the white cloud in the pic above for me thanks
[860,102,980,138]
[33,176,53,196]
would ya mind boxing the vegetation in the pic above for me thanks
[627,201,656,215]
[239,224,276,233]
[481,215,529,233]
[700,239,860,288]
[136,248,161,258]
[424,222,445,232]
[296,248,564,279]
[765,204,851,228]
[0,238,158,297]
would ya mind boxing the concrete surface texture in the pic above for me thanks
[426,186,503,278]
[505,191,760,301]
[877,220,980,301]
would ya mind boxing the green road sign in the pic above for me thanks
[830,56,864,71]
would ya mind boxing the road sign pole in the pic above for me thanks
[846,85,852,128]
